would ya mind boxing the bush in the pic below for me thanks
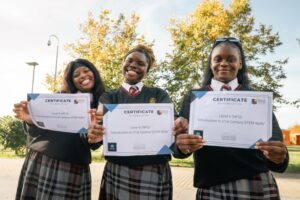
[0,116,26,155]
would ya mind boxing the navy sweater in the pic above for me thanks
[173,85,289,187]
[100,86,176,165]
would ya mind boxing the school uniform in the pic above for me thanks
[16,98,100,200]
[175,78,289,200]
[98,82,173,200]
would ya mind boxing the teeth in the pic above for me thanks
[82,79,90,85]
[127,71,137,76]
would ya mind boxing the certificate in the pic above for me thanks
[189,91,272,149]
[103,103,174,156]
[28,93,90,133]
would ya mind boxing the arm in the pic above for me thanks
[13,101,42,137]
[172,91,204,158]
[256,113,289,172]
[87,92,112,144]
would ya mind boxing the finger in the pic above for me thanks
[256,141,285,147]
[173,117,188,134]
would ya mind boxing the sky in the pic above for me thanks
[1,0,299,129]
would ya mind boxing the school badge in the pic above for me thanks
[149,98,156,103]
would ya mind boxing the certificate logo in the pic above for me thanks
[251,98,266,105]
[108,143,117,151]
[74,99,85,104]
[157,110,169,115]
[194,130,203,137]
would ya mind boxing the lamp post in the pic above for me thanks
[47,34,59,90]
[26,62,39,93]
[25,61,39,154]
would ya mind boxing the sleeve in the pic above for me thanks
[24,122,45,137]
[99,91,114,104]
[155,88,178,118]
[171,142,192,159]
[172,90,193,159]
[179,90,193,121]
[266,113,289,172]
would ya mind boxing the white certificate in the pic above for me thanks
[103,103,174,156]
[189,91,272,149]
[28,93,90,133]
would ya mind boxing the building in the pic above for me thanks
[282,125,300,145]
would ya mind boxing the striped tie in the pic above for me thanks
[129,86,139,96]
[221,84,232,91]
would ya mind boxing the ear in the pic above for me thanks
[238,61,242,70]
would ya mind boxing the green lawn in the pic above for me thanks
[1,146,299,173]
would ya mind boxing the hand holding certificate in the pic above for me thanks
[28,93,91,133]
[189,91,273,149]
[103,103,174,156]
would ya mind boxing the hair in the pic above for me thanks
[64,58,105,108]
[124,44,156,72]
[202,39,250,88]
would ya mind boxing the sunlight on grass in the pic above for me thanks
[1,145,300,173]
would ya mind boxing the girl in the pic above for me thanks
[13,58,105,200]
[88,45,175,200]
[174,37,289,199]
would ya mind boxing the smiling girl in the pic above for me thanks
[174,37,289,200]
[13,58,105,200]
[88,45,175,200]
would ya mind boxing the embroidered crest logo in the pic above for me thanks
[149,98,156,103]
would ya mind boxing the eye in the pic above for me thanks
[213,56,222,63]
[227,56,237,63]
[137,61,147,66]
[73,73,79,78]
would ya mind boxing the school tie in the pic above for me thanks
[129,86,139,96]
[221,84,232,91]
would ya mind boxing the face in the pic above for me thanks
[72,66,95,92]
[210,44,242,83]
[122,51,149,84]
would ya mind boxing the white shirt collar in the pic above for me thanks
[210,78,239,91]
[122,82,144,92]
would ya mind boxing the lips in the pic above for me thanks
[126,70,138,76]
[81,79,91,86]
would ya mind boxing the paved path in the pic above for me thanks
[0,158,299,200]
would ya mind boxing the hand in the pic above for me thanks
[176,133,204,154]
[89,109,103,124]
[173,117,188,136]
[255,141,287,164]
[13,101,33,124]
[87,109,105,143]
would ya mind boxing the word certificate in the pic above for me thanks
[103,103,174,156]
[189,91,272,148]
[28,93,90,133]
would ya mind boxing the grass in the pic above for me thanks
[1,146,300,173]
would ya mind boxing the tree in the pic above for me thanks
[0,116,26,155]
[158,0,287,109]
[64,9,154,90]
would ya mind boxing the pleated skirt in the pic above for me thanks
[99,161,173,200]
[196,171,280,200]
[15,150,91,200]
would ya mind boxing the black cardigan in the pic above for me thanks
[173,85,289,187]
[99,86,176,165]
[25,124,100,165]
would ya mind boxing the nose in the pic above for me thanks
[220,59,228,67]
[128,62,137,70]
[78,72,87,79]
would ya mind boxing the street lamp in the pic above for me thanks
[47,34,59,90]
[26,62,39,93]
[25,61,39,154]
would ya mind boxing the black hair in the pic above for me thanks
[202,38,250,88]
[65,58,105,108]
[124,44,156,73]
